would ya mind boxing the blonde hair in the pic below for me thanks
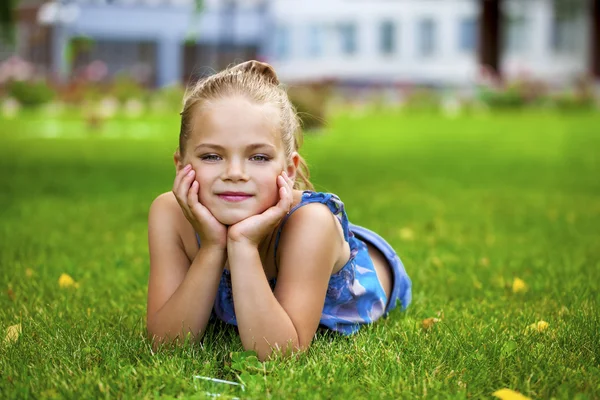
[178,61,314,191]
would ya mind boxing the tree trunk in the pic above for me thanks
[479,0,503,78]
[592,0,600,79]
[0,0,15,43]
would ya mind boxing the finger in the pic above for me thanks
[281,170,294,190]
[276,176,292,212]
[282,171,294,192]
[187,180,201,207]
[280,173,293,202]
[187,180,210,219]
[176,168,196,203]
[173,164,192,192]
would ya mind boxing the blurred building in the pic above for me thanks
[268,0,591,85]
[5,0,595,86]
[10,0,268,86]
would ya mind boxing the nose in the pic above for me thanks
[222,158,248,181]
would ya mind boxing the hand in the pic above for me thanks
[172,164,228,250]
[227,171,294,248]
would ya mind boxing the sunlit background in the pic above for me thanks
[0,0,598,121]
[1,2,600,398]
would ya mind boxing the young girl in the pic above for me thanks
[147,61,411,361]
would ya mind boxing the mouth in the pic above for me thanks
[216,192,253,203]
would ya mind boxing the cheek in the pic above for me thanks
[192,170,213,202]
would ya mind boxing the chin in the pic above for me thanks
[212,209,254,226]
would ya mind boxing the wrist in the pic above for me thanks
[197,243,227,256]
[226,239,259,256]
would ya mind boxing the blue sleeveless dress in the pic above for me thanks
[198,191,412,335]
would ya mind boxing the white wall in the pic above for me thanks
[266,0,590,85]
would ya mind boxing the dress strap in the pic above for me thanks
[273,191,350,271]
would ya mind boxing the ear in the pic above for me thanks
[285,152,300,183]
[174,149,184,171]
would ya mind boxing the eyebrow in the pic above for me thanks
[194,143,276,152]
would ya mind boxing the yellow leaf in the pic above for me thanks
[527,320,549,333]
[58,273,79,289]
[512,278,527,293]
[399,227,415,241]
[5,323,22,344]
[492,388,531,400]
[421,317,440,331]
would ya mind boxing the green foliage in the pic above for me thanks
[402,88,441,112]
[478,85,526,109]
[152,84,186,112]
[109,74,146,104]
[6,80,55,108]
[0,111,599,398]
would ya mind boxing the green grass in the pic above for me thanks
[1,110,599,399]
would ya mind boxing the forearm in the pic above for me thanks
[147,245,226,346]
[227,243,300,361]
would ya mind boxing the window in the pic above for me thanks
[380,21,396,55]
[551,17,578,54]
[337,23,357,55]
[458,17,477,52]
[504,15,528,53]
[274,25,290,60]
[307,24,323,58]
[418,18,436,57]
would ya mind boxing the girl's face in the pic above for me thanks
[181,95,297,226]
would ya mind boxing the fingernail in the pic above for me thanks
[184,164,191,171]
[187,169,194,176]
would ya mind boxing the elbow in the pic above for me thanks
[146,320,203,351]
[249,338,307,362]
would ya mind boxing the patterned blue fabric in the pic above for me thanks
[200,190,412,335]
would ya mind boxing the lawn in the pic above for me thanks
[1,110,599,399]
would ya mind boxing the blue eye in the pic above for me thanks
[250,154,271,162]
[200,154,221,162]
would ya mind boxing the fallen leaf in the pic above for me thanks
[526,320,549,334]
[492,388,531,400]
[512,278,527,293]
[58,273,79,289]
[399,227,415,241]
[421,317,440,331]
[5,324,22,344]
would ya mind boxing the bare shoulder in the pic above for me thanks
[148,191,197,261]
[277,202,349,273]
[149,191,180,220]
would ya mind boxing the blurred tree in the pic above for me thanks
[0,0,17,43]
[479,0,503,78]
[591,0,600,79]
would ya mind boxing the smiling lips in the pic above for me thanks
[217,192,253,202]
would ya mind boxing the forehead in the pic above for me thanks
[190,95,281,148]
